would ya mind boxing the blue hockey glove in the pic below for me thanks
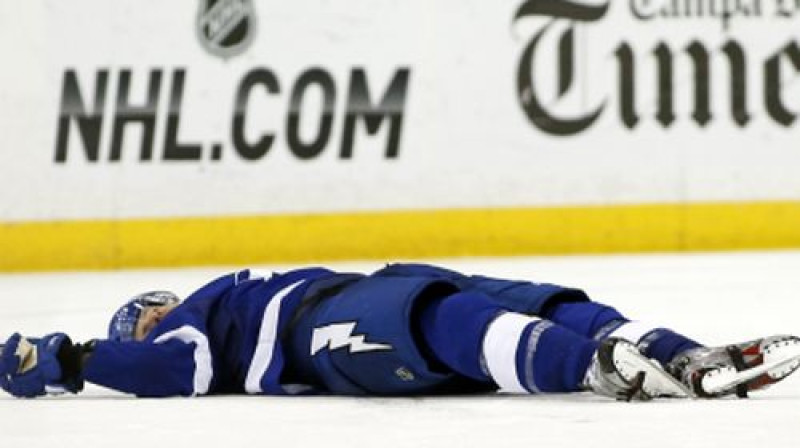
[0,332,83,398]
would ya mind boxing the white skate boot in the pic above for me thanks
[584,338,692,401]
[666,335,800,398]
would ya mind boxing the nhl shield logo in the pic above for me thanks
[196,0,256,59]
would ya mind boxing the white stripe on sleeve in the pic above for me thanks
[154,326,213,396]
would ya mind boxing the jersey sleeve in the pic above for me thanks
[83,326,213,397]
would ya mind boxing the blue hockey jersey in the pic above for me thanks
[81,263,588,397]
[83,267,336,397]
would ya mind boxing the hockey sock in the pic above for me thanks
[603,322,702,366]
[542,301,626,339]
[546,302,704,366]
[637,329,703,366]
[420,292,597,392]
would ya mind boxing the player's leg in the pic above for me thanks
[375,266,800,398]
[419,291,690,400]
[542,301,800,398]
[542,301,703,366]
[439,271,706,374]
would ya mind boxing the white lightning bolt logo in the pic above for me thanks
[310,322,392,355]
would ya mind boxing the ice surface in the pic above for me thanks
[1,251,799,448]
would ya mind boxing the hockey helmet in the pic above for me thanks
[107,291,181,342]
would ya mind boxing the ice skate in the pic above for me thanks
[584,337,692,401]
[666,335,800,398]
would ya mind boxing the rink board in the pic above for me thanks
[1,1,800,270]
[2,201,800,271]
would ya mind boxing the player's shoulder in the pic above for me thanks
[242,266,339,284]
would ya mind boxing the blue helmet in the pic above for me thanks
[107,291,181,342]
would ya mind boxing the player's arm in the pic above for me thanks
[82,336,210,397]
[0,332,92,398]
[1,330,210,398]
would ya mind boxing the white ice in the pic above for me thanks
[1,251,799,448]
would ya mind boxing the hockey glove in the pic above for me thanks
[0,332,85,398]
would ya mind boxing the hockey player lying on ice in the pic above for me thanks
[2,263,799,401]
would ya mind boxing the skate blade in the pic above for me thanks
[702,339,800,395]
[638,357,693,398]
[614,343,693,398]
